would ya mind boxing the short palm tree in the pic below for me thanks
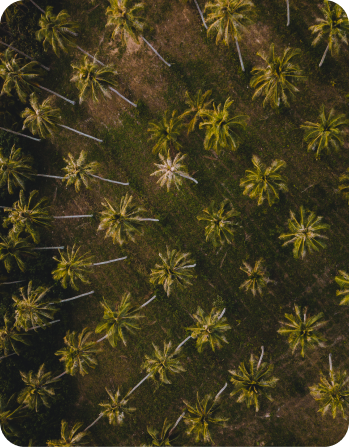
[0,314,29,356]
[21,93,61,139]
[0,234,34,272]
[150,247,196,296]
[197,199,240,247]
[250,43,306,108]
[151,152,197,191]
[309,0,349,67]
[239,258,272,296]
[47,420,89,447]
[52,245,93,290]
[95,293,143,347]
[17,363,59,412]
[62,151,100,192]
[301,105,349,160]
[55,327,101,376]
[3,190,52,243]
[278,304,327,357]
[98,388,136,426]
[0,394,27,439]
[187,306,231,353]
[310,354,349,419]
[183,392,228,444]
[0,145,34,194]
[12,281,57,331]
[106,0,145,44]
[338,168,349,204]
[205,0,255,71]
[279,206,330,259]
[335,270,349,305]
[146,418,178,446]
[199,98,248,155]
[229,349,278,412]
[142,341,186,384]
[181,89,213,133]
[148,111,183,155]
[240,155,288,205]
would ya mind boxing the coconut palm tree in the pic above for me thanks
[0,234,34,272]
[181,89,213,134]
[187,306,231,353]
[309,0,349,67]
[52,245,93,291]
[55,327,101,377]
[148,111,183,156]
[0,145,34,194]
[183,392,228,444]
[181,0,208,29]
[142,341,186,384]
[338,168,349,204]
[17,363,60,412]
[145,418,179,446]
[97,388,136,426]
[310,354,349,419]
[205,0,255,71]
[239,258,272,296]
[0,394,27,439]
[279,206,330,259]
[229,347,278,412]
[47,420,89,447]
[12,281,57,331]
[197,199,240,247]
[301,105,349,160]
[250,43,306,108]
[335,270,349,305]
[278,304,327,358]
[240,155,288,205]
[199,98,248,155]
[151,152,198,191]
[150,247,196,296]
[0,314,30,356]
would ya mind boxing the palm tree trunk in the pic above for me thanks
[93,256,127,266]
[179,264,196,269]
[35,84,75,105]
[109,87,137,108]
[178,173,198,184]
[257,346,264,369]
[53,215,93,219]
[52,371,68,380]
[193,0,208,29]
[329,353,334,386]
[55,290,95,304]
[57,124,103,143]
[169,412,185,436]
[141,37,171,67]
[136,218,159,222]
[286,0,290,26]
[28,319,61,331]
[0,352,18,360]
[125,373,152,398]
[28,0,45,14]
[175,335,192,352]
[214,382,227,400]
[217,308,226,320]
[0,40,50,71]
[90,174,128,185]
[0,280,26,285]
[96,334,108,343]
[137,294,156,309]
[36,174,64,179]
[319,44,329,67]
[0,127,41,142]
[33,246,64,250]
[75,46,105,66]
[234,37,245,72]
[83,413,104,432]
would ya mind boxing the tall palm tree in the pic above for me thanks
[181,0,208,29]
[199,98,248,155]
[3,190,53,243]
[183,392,228,444]
[301,105,349,160]
[47,421,89,446]
[309,0,349,67]
[141,341,186,384]
[205,0,255,71]
[55,328,101,377]
[148,111,183,155]
[239,258,272,296]
[250,43,306,108]
[181,89,213,134]
[187,306,231,352]
[12,281,57,331]
[146,418,178,446]
[150,247,196,296]
[310,354,349,419]
[229,348,278,411]
[278,304,327,358]
[0,234,34,272]
[151,152,198,191]
[279,206,330,259]
[0,313,29,356]
[338,168,349,204]
[62,151,100,192]
[240,155,288,205]
[17,363,60,412]
[98,388,136,426]
[0,145,34,194]
[197,199,240,247]
[335,270,349,305]
[52,245,93,291]
[0,394,27,439]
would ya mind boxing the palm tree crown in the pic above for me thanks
[62,151,100,192]
[0,313,29,356]
[106,0,145,44]
[151,152,196,191]
[21,93,61,139]
[146,418,178,446]
[0,145,34,194]
[0,234,34,272]
[181,89,213,134]
[338,168,349,205]
[335,270,349,305]
[47,420,89,446]
[98,388,136,425]
[148,111,183,155]
[0,394,27,439]
[239,258,272,296]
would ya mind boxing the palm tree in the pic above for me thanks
[240,155,288,205]
[0,394,27,438]
[0,39,50,72]
[301,105,349,160]
[52,245,93,291]
[229,347,278,411]
[197,199,240,247]
[338,168,349,204]
[279,206,330,259]
[148,111,183,155]
[0,145,34,195]
[150,247,196,296]
[239,258,272,296]
[97,388,136,426]
[146,418,179,446]
[47,420,89,446]
[151,152,198,191]
[310,354,349,419]
[199,98,248,155]
[17,363,60,412]
[335,270,349,305]
[309,0,349,67]
[55,327,101,377]
[181,89,213,134]
[0,234,34,272]
[277,304,327,357]
[205,0,255,71]
[183,392,228,444]
[187,306,231,352]
[250,43,306,108]
[0,314,30,356]
[12,281,57,331]
[181,0,208,29]
[142,341,186,384]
